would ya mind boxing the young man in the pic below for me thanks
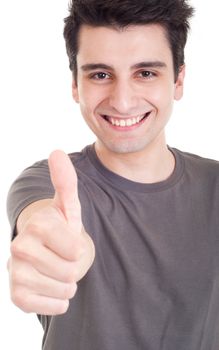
[7,0,219,349]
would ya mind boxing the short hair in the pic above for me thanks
[63,0,194,82]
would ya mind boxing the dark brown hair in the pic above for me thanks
[64,0,194,81]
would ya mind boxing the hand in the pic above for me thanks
[8,150,95,315]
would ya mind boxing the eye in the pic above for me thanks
[90,72,111,80]
[138,70,156,79]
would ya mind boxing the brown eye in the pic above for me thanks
[93,72,110,80]
[141,71,154,78]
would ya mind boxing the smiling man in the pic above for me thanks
[7,1,219,350]
[74,24,184,183]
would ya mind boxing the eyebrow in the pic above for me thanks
[132,61,167,69]
[80,61,167,71]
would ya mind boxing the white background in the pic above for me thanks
[0,0,218,348]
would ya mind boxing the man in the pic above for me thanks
[7,0,219,349]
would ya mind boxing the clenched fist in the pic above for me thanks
[8,150,95,315]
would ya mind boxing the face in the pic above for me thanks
[72,24,185,156]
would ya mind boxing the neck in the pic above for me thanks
[95,134,175,184]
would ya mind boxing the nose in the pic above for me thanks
[108,79,139,115]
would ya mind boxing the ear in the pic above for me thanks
[72,79,79,103]
[174,65,186,101]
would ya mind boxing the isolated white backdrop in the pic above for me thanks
[0,0,218,349]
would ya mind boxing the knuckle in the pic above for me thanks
[11,288,29,311]
[10,288,20,305]
[23,218,51,242]
[24,222,43,238]
[10,239,23,257]
[10,239,31,261]
[10,269,23,285]
[20,298,35,314]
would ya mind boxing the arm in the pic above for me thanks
[8,151,95,315]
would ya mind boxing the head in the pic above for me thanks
[64,0,194,83]
[62,1,195,158]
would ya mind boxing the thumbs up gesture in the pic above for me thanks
[8,151,95,315]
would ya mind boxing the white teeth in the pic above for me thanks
[120,120,126,127]
[108,114,147,127]
[115,120,120,126]
[126,119,132,126]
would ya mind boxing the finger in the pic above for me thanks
[9,258,77,300]
[11,233,85,279]
[38,231,93,283]
[25,294,70,315]
[11,286,71,315]
[48,150,81,231]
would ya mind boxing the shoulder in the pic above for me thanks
[173,147,219,183]
[26,146,90,174]
[174,148,219,170]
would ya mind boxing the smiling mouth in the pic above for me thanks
[101,112,151,127]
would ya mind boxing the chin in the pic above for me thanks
[102,139,151,155]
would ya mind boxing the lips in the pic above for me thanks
[101,112,151,127]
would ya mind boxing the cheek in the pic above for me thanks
[77,84,93,113]
[146,82,175,112]
[78,83,108,113]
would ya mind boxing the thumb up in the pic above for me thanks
[49,150,82,233]
[8,150,95,315]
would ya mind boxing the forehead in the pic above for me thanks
[77,24,173,67]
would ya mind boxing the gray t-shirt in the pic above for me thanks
[7,145,219,350]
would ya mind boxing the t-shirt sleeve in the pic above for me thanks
[7,159,55,239]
